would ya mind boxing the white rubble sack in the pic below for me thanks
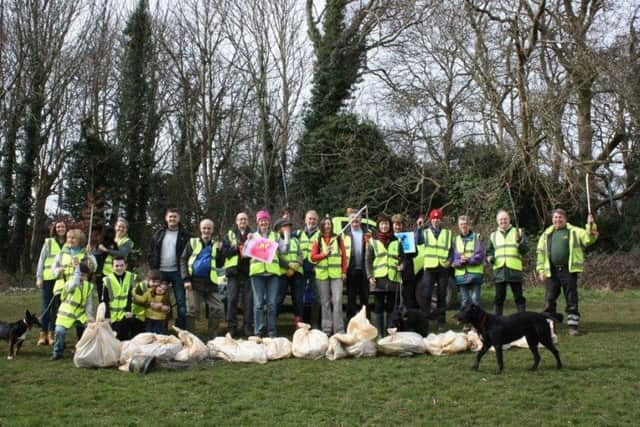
[377,328,425,356]
[292,323,329,360]
[73,303,122,368]
[206,334,268,364]
[173,326,208,362]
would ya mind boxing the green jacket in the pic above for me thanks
[536,222,598,277]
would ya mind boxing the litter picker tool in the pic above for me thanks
[505,182,520,231]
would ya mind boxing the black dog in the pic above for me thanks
[0,310,41,359]
[454,304,562,374]
[388,306,431,337]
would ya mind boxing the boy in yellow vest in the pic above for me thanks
[51,262,94,360]
[103,256,142,340]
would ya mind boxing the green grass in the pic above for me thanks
[1,287,639,426]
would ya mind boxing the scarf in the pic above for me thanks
[376,230,394,247]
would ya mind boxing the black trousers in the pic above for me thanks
[416,267,449,324]
[544,267,580,326]
[402,276,419,309]
[346,269,369,319]
[373,291,397,315]
[494,281,526,313]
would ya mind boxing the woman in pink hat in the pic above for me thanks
[247,210,281,337]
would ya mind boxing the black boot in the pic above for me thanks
[516,304,526,313]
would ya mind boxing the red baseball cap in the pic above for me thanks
[428,209,443,220]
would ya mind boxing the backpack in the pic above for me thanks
[192,245,213,277]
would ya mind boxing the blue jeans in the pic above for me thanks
[161,270,186,329]
[278,273,305,318]
[145,319,166,334]
[40,280,56,332]
[251,275,279,337]
[459,280,482,308]
[52,324,85,358]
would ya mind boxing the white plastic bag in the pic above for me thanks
[346,306,378,342]
[118,333,183,371]
[173,326,208,362]
[259,337,292,360]
[346,339,377,358]
[325,335,349,360]
[377,328,425,356]
[292,323,329,360]
[424,330,469,356]
[206,334,268,364]
[73,303,122,368]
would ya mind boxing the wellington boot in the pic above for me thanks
[47,331,55,346]
[37,332,47,346]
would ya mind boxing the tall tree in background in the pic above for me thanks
[117,0,159,244]
[293,0,419,213]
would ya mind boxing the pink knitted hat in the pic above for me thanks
[256,210,271,221]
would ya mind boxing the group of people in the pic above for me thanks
[35,205,598,359]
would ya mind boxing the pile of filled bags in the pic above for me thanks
[72,304,558,370]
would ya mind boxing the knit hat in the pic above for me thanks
[256,210,271,222]
[428,209,443,220]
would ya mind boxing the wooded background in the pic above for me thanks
[1,0,638,273]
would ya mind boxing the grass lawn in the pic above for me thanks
[0,286,639,426]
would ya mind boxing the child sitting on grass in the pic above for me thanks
[52,262,94,360]
[134,270,171,334]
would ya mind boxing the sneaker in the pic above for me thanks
[50,354,63,360]
[568,327,580,336]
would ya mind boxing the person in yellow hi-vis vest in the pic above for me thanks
[248,211,281,337]
[274,218,304,328]
[35,220,67,346]
[180,219,226,339]
[486,210,529,315]
[103,256,142,340]
[51,262,95,360]
[297,210,321,329]
[310,217,348,335]
[451,215,485,308]
[366,214,405,337]
[51,228,97,299]
[536,209,598,336]
[416,209,453,331]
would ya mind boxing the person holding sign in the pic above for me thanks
[247,211,281,337]
[310,216,348,335]
[391,214,419,309]
[366,214,405,337]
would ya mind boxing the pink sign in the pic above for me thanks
[243,236,278,264]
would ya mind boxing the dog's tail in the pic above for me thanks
[541,311,563,323]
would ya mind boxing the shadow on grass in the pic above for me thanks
[580,321,640,333]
